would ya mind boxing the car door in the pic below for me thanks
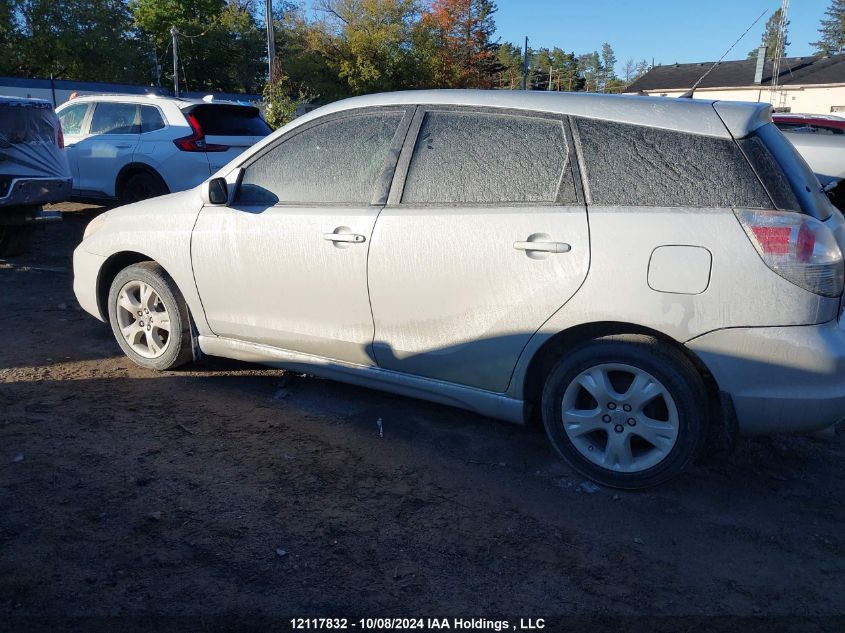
[75,102,140,197]
[191,107,411,366]
[56,101,91,188]
[367,107,590,393]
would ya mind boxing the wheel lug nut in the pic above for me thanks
[627,418,636,426]
[137,310,142,316]
[623,404,631,412]
[614,424,624,433]
[608,403,617,410]
[602,414,612,423]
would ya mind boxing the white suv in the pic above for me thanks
[56,94,271,204]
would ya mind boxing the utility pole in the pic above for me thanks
[266,0,276,80]
[171,26,179,97]
[522,36,529,90]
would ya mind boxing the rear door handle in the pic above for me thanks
[115,143,133,149]
[323,233,366,243]
[514,241,571,253]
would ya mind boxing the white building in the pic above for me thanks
[625,54,845,115]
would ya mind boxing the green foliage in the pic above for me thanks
[4,0,147,82]
[749,8,789,60]
[262,60,308,128]
[813,0,845,55]
[1,0,645,104]
[131,0,265,93]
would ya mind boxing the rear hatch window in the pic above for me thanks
[740,122,832,221]
[184,104,271,136]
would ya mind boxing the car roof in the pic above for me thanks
[62,93,252,108]
[292,89,771,139]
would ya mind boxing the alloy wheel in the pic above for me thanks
[561,363,680,473]
[114,280,172,359]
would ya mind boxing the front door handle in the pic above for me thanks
[115,143,133,149]
[323,232,366,244]
[514,241,571,253]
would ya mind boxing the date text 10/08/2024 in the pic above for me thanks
[290,618,546,630]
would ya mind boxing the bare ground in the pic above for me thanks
[1,209,844,630]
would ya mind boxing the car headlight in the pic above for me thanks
[83,214,107,240]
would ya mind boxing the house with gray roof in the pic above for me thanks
[625,53,845,115]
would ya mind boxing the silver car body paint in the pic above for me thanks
[778,131,845,186]
[72,91,845,435]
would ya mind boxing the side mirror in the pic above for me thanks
[200,177,229,205]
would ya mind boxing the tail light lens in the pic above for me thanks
[173,114,229,152]
[736,209,844,298]
[57,122,64,149]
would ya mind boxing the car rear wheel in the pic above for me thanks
[118,172,168,205]
[541,334,707,489]
[107,262,193,370]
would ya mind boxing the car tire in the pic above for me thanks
[107,262,193,371]
[0,225,35,257]
[118,172,168,205]
[541,334,708,489]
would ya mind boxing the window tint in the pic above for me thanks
[576,118,772,209]
[58,103,88,135]
[189,104,271,136]
[140,106,165,133]
[90,103,138,135]
[237,112,402,205]
[401,111,574,204]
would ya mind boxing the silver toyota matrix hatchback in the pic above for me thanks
[73,91,845,489]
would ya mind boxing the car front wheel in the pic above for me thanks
[541,334,707,489]
[107,262,193,370]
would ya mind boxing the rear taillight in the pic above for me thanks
[737,209,844,298]
[57,122,64,149]
[173,114,229,152]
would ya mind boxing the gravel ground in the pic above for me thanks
[1,208,844,631]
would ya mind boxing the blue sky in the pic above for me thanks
[495,0,831,69]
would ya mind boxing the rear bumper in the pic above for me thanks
[72,247,106,322]
[687,322,845,435]
[0,177,72,208]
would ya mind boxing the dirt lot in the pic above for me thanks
[1,209,844,630]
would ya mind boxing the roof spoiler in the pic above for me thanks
[713,101,772,138]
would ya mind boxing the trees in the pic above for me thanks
[130,0,266,93]
[8,1,146,83]
[812,0,845,55]
[749,8,789,59]
[307,0,431,95]
[600,42,617,91]
[420,0,499,88]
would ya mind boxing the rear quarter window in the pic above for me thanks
[188,104,271,136]
[575,118,773,209]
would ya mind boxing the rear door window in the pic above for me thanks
[237,111,402,205]
[575,118,773,209]
[89,103,139,135]
[188,104,271,136]
[401,110,576,204]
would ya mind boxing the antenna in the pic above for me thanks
[679,8,768,98]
